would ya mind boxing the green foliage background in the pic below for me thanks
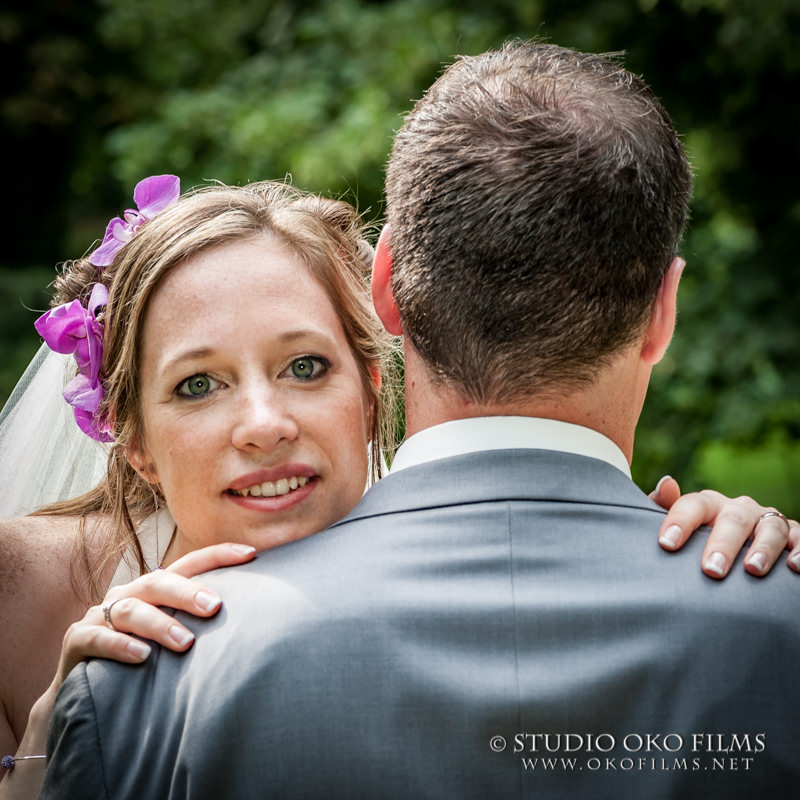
[2,0,798,514]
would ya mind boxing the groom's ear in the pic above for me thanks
[371,225,403,336]
[641,257,684,366]
[368,364,382,392]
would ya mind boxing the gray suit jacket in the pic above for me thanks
[40,450,798,799]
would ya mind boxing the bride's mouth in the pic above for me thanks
[227,475,310,498]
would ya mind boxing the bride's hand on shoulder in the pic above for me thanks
[55,542,256,683]
[650,476,799,579]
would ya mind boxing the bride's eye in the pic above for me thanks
[176,374,221,398]
[286,356,330,381]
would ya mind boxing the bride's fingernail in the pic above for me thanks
[195,590,221,613]
[127,640,151,660]
[745,551,768,574]
[169,625,194,647]
[789,551,800,572]
[654,475,672,495]
[704,551,728,576]
[231,544,256,556]
[659,525,682,549]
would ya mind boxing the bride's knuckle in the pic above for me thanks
[716,505,753,527]
[63,619,84,644]
[137,570,157,588]
[739,496,763,513]
[107,596,133,623]
[89,602,105,618]
[84,625,105,650]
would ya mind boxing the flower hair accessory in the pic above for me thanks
[89,174,180,266]
[34,174,180,441]
[35,283,113,442]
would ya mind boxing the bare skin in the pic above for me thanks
[0,516,252,798]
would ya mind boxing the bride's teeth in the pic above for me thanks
[233,476,309,497]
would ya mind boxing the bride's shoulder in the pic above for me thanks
[0,516,98,671]
[0,513,83,548]
[0,515,83,589]
[0,513,118,598]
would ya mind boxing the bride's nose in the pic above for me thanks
[230,385,299,452]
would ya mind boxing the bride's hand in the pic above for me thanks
[650,477,799,579]
[55,542,256,683]
[0,544,254,799]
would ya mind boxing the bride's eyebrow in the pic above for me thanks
[277,329,337,345]
[160,347,215,372]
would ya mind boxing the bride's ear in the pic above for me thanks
[125,438,159,484]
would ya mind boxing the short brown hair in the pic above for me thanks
[386,41,692,404]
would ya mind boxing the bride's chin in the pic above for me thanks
[164,478,331,557]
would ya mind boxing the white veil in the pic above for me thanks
[0,344,110,517]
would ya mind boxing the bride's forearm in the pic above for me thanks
[0,683,57,800]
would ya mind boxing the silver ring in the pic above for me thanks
[759,510,790,531]
[102,598,125,631]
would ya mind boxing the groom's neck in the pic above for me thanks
[401,343,648,465]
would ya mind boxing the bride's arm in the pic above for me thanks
[0,689,55,799]
[651,476,799,578]
[0,516,84,799]
[0,542,255,800]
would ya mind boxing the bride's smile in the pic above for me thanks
[128,236,375,562]
[227,472,312,497]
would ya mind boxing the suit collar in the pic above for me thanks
[391,416,631,478]
[334,449,661,527]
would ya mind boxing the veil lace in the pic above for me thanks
[0,344,109,517]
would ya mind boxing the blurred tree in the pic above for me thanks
[615,0,800,508]
[0,0,145,262]
[0,0,96,263]
[91,0,510,214]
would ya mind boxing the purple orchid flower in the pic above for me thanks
[35,283,113,442]
[64,380,113,442]
[89,174,180,267]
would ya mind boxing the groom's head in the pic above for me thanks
[382,41,692,406]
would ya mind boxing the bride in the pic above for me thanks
[0,176,796,798]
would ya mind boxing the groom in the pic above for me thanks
[41,42,797,797]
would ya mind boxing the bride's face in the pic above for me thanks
[128,236,374,561]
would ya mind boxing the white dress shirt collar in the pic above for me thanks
[390,416,631,478]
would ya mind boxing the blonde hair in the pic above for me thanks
[39,181,398,600]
